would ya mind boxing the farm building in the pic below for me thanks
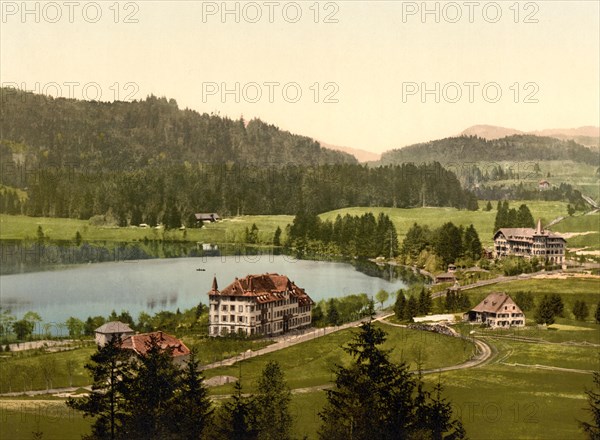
[464,292,525,328]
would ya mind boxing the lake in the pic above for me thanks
[0,255,420,329]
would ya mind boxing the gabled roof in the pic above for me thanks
[120,331,190,358]
[209,273,314,306]
[95,321,134,334]
[493,227,565,241]
[471,292,520,314]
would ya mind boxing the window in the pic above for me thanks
[222,316,227,322]
[239,305,243,312]
[222,305,227,311]
[230,315,235,322]
[230,305,235,311]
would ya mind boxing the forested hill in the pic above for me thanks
[378,135,598,166]
[0,88,479,221]
[0,88,357,168]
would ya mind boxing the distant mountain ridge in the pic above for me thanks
[318,141,381,163]
[459,124,599,147]
[378,134,598,166]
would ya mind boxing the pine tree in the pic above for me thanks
[404,296,418,321]
[485,201,493,211]
[548,293,564,317]
[516,204,535,228]
[318,321,465,440]
[273,226,282,246]
[255,361,293,440]
[572,300,589,321]
[121,334,181,439]
[434,222,463,268]
[213,381,258,440]
[66,337,131,440]
[417,287,432,315]
[494,201,507,232]
[166,350,213,439]
[463,224,482,261]
[394,290,406,320]
[535,295,556,325]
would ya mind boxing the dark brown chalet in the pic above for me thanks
[208,273,314,337]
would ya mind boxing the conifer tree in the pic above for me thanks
[66,337,131,440]
[255,361,293,440]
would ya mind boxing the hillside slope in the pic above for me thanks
[0,88,357,169]
[379,135,597,166]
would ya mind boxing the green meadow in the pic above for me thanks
[203,323,474,395]
[2,200,594,250]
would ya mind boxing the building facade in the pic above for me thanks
[493,219,566,264]
[94,321,135,347]
[464,292,525,328]
[208,273,314,337]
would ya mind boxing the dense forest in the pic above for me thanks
[286,211,399,258]
[0,88,356,168]
[378,135,598,166]
[0,89,478,221]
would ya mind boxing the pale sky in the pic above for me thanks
[1,1,599,153]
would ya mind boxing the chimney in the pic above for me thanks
[536,219,542,235]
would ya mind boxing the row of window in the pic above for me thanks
[210,315,311,335]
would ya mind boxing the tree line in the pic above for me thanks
[401,222,483,270]
[493,201,535,231]
[286,211,400,258]
[0,161,478,223]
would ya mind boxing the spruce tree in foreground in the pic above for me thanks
[318,320,465,440]
[212,381,258,440]
[255,361,293,440]
[166,349,213,439]
[120,335,181,439]
[66,337,131,440]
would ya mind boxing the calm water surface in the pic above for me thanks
[0,256,410,325]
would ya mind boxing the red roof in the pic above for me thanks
[121,331,190,358]
[209,273,314,307]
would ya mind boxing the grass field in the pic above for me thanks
[0,214,293,245]
[0,398,91,440]
[203,323,474,395]
[1,199,591,250]
[0,347,96,394]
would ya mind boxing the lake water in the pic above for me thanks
[0,255,415,328]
